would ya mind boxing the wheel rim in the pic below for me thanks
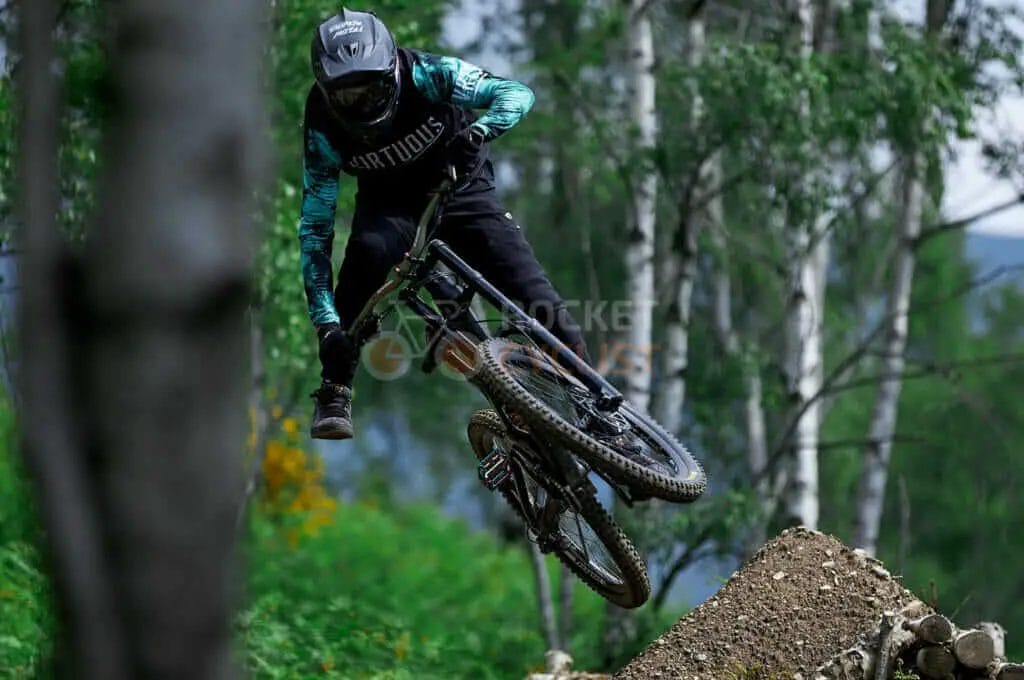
[478,426,626,587]
[498,348,681,480]
[520,471,624,586]
[593,412,682,479]
[501,351,583,426]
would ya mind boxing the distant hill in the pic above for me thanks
[966,233,1024,283]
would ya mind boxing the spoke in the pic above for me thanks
[573,511,591,565]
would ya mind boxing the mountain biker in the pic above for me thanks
[302,8,588,439]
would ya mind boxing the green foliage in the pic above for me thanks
[0,541,52,678]
[239,501,609,679]
[0,394,52,677]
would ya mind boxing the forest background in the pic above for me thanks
[1,0,1024,677]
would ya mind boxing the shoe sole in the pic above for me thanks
[309,430,354,440]
[310,419,354,441]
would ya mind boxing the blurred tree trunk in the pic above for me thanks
[623,0,658,415]
[18,0,265,677]
[853,0,952,555]
[528,543,560,650]
[656,0,714,435]
[559,566,573,653]
[782,0,829,530]
[520,0,586,650]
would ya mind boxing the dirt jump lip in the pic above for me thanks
[614,527,922,679]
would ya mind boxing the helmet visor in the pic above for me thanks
[323,70,397,123]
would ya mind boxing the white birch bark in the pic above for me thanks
[852,0,950,555]
[783,0,829,530]
[657,1,709,434]
[852,152,925,554]
[624,0,658,414]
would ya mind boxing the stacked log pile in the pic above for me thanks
[810,603,1024,680]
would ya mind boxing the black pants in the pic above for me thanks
[321,175,587,385]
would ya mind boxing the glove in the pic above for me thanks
[446,125,486,180]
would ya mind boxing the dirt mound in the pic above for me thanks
[615,528,921,679]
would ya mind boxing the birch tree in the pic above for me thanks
[656,0,712,435]
[623,0,658,414]
[782,0,830,530]
[18,0,265,676]
[853,0,953,555]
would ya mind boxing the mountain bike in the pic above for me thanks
[345,168,707,608]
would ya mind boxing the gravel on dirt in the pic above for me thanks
[615,527,923,679]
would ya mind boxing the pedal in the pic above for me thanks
[478,445,512,491]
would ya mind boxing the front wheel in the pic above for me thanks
[470,338,707,503]
[467,410,650,609]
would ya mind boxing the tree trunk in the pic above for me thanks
[18,0,128,675]
[783,0,829,530]
[528,543,560,651]
[18,0,266,676]
[559,564,573,653]
[623,0,658,414]
[852,0,952,555]
[602,0,660,664]
[656,0,710,435]
[852,152,925,553]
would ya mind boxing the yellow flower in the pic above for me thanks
[394,631,412,660]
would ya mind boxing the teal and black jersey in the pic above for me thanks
[299,48,535,327]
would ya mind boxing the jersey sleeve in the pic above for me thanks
[299,98,344,327]
[409,50,535,141]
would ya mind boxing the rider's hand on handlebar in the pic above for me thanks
[445,125,486,179]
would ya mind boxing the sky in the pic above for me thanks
[445,0,1024,238]
[888,0,1024,237]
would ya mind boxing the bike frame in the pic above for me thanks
[346,173,624,413]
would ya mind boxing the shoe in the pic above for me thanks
[310,382,354,440]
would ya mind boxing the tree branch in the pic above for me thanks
[551,70,635,195]
[652,535,716,612]
[817,434,927,453]
[825,353,1024,396]
[760,262,1024,484]
[914,193,1024,249]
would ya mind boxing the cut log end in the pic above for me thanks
[994,662,1024,680]
[914,645,956,678]
[953,629,996,669]
[977,621,1007,660]
[904,614,954,645]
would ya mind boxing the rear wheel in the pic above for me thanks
[470,339,707,503]
[467,410,650,608]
